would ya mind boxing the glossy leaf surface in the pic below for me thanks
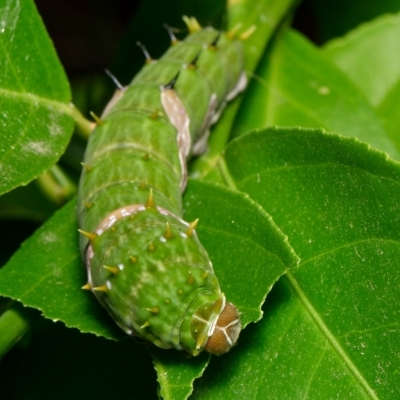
[323,12,400,156]
[232,29,400,161]
[194,127,400,398]
[0,0,75,195]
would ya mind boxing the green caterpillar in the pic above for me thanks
[78,17,246,356]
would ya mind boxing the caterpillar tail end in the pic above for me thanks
[204,302,241,356]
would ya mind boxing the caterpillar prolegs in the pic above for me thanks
[78,18,246,356]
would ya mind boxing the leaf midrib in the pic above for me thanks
[220,130,396,397]
[285,271,379,399]
[0,87,71,113]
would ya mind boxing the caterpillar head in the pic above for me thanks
[204,302,241,355]
[191,295,241,356]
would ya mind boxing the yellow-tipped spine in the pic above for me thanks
[81,283,92,290]
[149,109,160,120]
[227,23,243,39]
[93,285,107,292]
[82,201,93,209]
[164,222,173,239]
[78,229,98,242]
[187,271,195,284]
[145,188,156,208]
[182,16,201,33]
[146,307,160,314]
[103,265,119,275]
[90,111,104,125]
[140,321,150,329]
[239,25,257,41]
[186,219,199,236]
[81,162,92,172]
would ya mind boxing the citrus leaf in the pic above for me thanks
[323,12,400,156]
[192,127,400,398]
[151,349,211,400]
[0,0,74,195]
[232,29,400,161]
[0,199,124,339]
[323,13,400,107]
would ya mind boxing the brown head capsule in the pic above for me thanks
[204,302,241,355]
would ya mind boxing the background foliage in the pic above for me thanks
[1,0,400,399]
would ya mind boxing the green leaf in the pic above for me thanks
[0,0,75,195]
[323,12,400,156]
[0,182,298,399]
[232,29,400,161]
[323,13,400,108]
[194,126,400,398]
[378,79,400,154]
[192,277,377,399]
[152,349,211,400]
[0,199,124,339]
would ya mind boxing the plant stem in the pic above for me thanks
[36,165,77,205]
[69,103,94,140]
[0,301,39,360]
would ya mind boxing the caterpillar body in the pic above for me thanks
[78,19,245,356]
